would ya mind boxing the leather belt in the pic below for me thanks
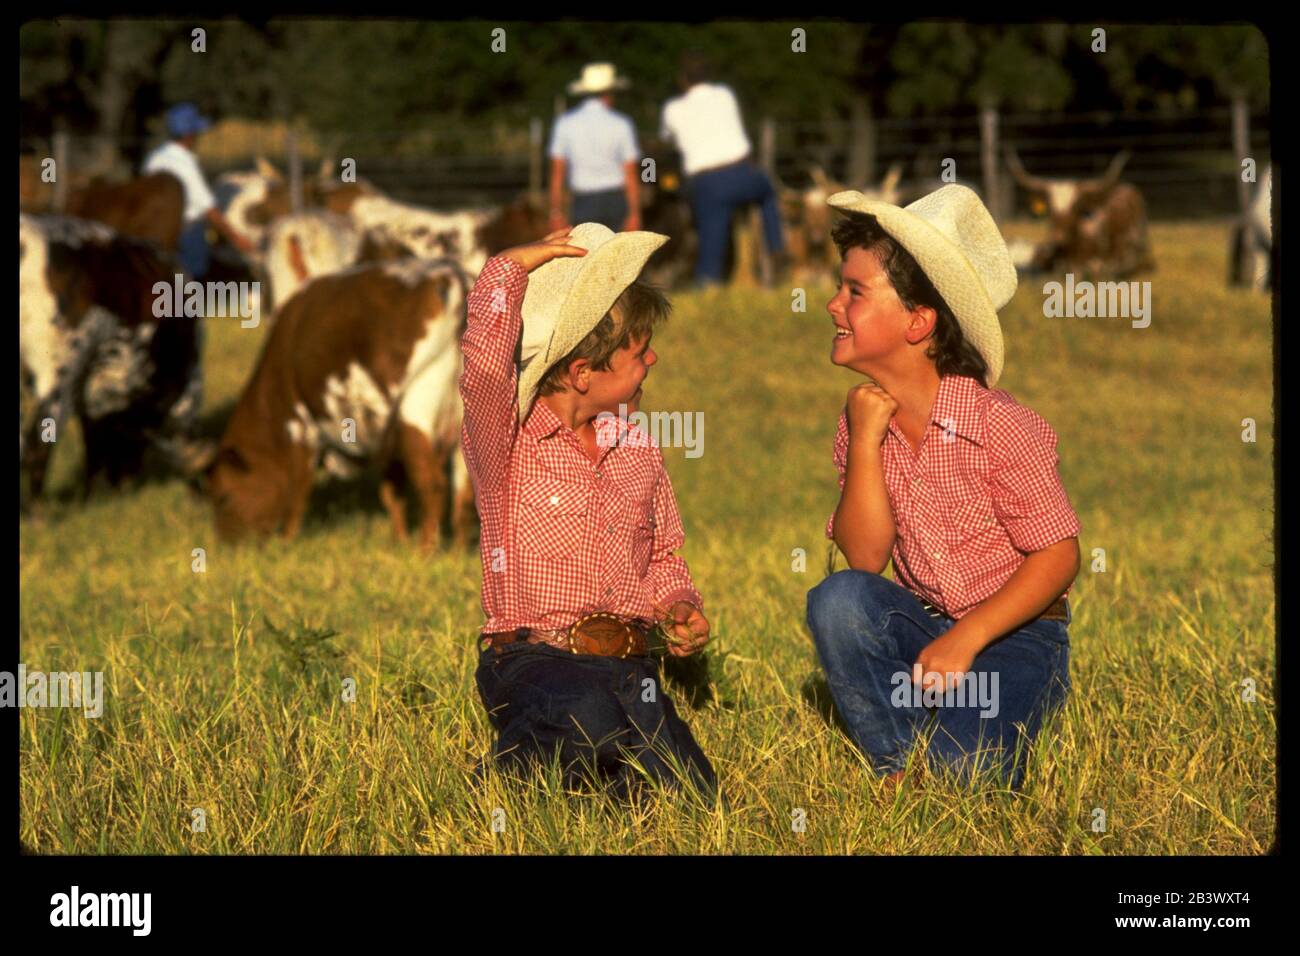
[919,594,1069,623]
[483,611,653,658]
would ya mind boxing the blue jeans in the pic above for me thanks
[571,188,628,233]
[474,638,717,800]
[806,570,1071,789]
[178,218,210,280]
[688,161,785,285]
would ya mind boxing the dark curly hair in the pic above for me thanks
[831,211,989,387]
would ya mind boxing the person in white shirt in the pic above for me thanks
[660,53,786,285]
[548,63,643,234]
[142,103,253,279]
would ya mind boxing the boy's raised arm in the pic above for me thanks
[459,255,529,495]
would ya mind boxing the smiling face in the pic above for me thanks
[827,246,919,375]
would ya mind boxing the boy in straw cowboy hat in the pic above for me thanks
[805,184,1082,789]
[460,223,716,799]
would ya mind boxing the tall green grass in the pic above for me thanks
[20,221,1274,853]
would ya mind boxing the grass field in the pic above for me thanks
[19,221,1275,854]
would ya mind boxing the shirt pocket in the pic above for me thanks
[515,476,591,559]
[946,494,1000,551]
[616,494,656,572]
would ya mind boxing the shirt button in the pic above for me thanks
[549,495,559,505]
[595,470,603,479]
[607,525,615,534]
[605,587,613,596]
[932,552,943,562]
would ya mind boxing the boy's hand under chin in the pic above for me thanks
[846,381,899,446]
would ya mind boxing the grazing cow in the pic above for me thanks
[1229,163,1272,291]
[1006,148,1155,278]
[206,258,475,551]
[20,214,203,500]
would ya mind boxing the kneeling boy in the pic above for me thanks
[806,186,1082,789]
[461,223,715,799]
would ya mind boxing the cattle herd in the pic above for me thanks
[20,156,547,550]
[18,145,1270,549]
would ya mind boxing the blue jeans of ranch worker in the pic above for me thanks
[806,570,1071,789]
[571,188,628,233]
[688,160,785,285]
[177,218,211,280]
[475,638,717,801]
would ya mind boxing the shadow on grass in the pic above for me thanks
[800,672,854,738]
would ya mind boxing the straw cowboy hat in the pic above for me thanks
[517,222,668,414]
[827,184,1017,387]
[567,62,631,96]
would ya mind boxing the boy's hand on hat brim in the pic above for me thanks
[501,231,588,274]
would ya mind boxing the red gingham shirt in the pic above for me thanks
[459,256,703,637]
[826,374,1081,618]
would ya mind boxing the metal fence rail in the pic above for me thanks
[20,106,1270,219]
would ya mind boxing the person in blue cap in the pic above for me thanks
[142,103,254,279]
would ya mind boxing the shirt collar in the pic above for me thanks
[522,397,564,441]
[926,374,986,446]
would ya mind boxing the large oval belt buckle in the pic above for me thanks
[568,611,632,658]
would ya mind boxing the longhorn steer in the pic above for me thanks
[1006,148,1155,278]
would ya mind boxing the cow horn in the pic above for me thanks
[1095,149,1131,190]
[880,163,903,199]
[254,156,282,182]
[1005,148,1049,192]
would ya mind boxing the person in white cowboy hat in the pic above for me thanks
[805,184,1082,791]
[547,63,643,236]
[460,223,716,799]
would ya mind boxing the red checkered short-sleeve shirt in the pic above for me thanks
[826,374,1081,618]
[459,256,703,637]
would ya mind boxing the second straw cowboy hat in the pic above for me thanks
[826,184,1017,387]
[567,62,631,96]
[517,222,668,413]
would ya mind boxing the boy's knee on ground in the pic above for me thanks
[806,568,895,641]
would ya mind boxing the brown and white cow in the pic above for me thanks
[21,165,186,253]
[206,257,475,551]
[20,213,204,501]
[1006,148,1155,278]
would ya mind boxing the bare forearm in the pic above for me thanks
[549,159,566,216]
[623,162,640,214]
[951,538,1080,650]
[833,436,896,572]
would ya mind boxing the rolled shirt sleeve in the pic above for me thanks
[986,402,1081,552]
